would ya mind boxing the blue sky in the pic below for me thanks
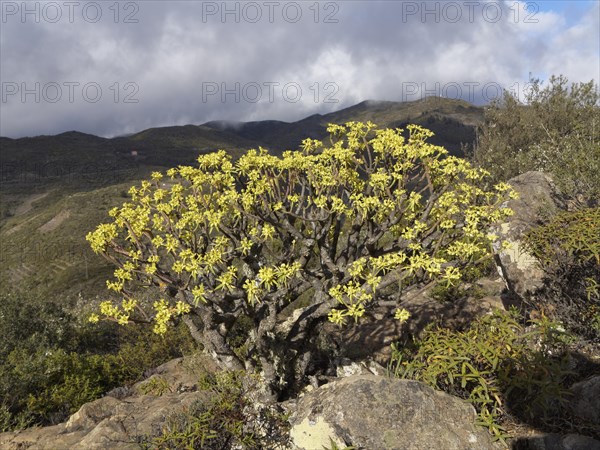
[1,0,598,138]
[537,0,596,24]
[537,0,594,12]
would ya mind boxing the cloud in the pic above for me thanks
[1,0,597,138]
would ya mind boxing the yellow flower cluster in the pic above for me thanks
[86,121,515,334]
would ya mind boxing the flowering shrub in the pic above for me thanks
[87,122,514,395]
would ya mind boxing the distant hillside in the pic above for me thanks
[1,97,483,192]
[204,97,484,155]
[0,126,259,191]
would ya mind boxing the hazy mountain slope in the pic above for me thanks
[1,97,483,195]
[203,97,484,155]
[0,126,260,191]
[0,183,133,307]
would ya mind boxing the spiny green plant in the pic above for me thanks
[389,309,574,443]
[524,208,600,267]
[86,122,515,397]
[522,207,600,341]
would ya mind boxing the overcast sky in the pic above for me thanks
[0,0,598,138]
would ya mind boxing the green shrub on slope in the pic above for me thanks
[389,310,573,443]
[523,207,600,341]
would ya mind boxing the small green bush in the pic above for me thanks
[0,289,197,430]
[474,75,599,206]
[143,371,290,449]
[389,309,573,443]
[138,376,172,396]
[523,207,600,342]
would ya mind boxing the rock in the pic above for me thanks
[0,354,219,450]
[133,355,217,394]
[493,171,566,299]
[65,396,122,432]
[74,392,209,449]
[0,391,210,450]
[512,433,600,450]
[288,374,502,450]
[0,424,85,450]
[334,357,387,377]
[567,376,600,425]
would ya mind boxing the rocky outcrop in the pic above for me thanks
[287,374,503,450]
[493,171,565,299]
[0,356,214,450]
[568,375,600,426]
[2,353,598,450]
[0,391,209,450]
[512,433,600,450]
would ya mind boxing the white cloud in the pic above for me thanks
[1,0,597,137]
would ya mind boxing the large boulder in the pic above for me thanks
[493,171,566,299]
[567,375,600,425]
[287,374,502,450]
[512,433,600,450]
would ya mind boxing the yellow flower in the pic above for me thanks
[394,308,411,322]
[175,301,191,315]
[328,309,347,326]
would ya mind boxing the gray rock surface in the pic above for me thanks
[0,356,214,450]
[287,374,503,450]
[568,375,600,425]
[493,171,565,299]
[0,391,209,450]
[513,433,600,450]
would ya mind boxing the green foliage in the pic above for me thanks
[522,207,600,341]
[389,310,573,443]
[524,207,600,266]
[0,290,196,431]
[86,122,514,392]
[429,259,495,302]
[139,376,172,396]
[474,75,599,205]
[0,291,77,359]
[143,371,290,449]
[18,349,119,422]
